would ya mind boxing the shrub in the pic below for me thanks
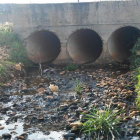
[134,69,140,109]
[130,38,140,69]
[135,95,140,109]
[0,61,15,78]
[0,27,32,67]
[73,79,83,93]
[81,107,123,140]
[8,41,32,67]
[0,28,16,47]
[65,64,78,71]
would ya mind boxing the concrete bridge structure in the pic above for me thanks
[0,0,140,64]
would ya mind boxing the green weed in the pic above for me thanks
[0,27,32,67]
[81,107,123,140]
[130,38,140,69]
[0,61,15,78]
[65,64,78,71]
[134,70,140,109]
[73,79,83,93]
[135,95,140,109]
[0,82,4,86]
[0,64,7,76]
[8,41,32,67]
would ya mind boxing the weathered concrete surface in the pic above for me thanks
[0,4,12,23]
[1,1,140,64]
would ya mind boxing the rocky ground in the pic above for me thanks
[0,64,140,140]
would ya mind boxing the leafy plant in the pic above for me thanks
[130,38,140,69]
[0,64,7,76]
[8,41,32,67]
[81,107,123,140]
[0,27,32,67]
[0,28,16,47]
[73,78,83,93]
[65,64,78,71]
[133,68,140,83]
[134,69,140,109]
[0,61,15,78]
[135,95,140,109]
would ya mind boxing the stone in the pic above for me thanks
[135,123,140,127]
[49,84,59,92]
[71,126,77,130]
[10,131,17,135]
[44,131,50,135]
[10,74,14,78]
[38,115,44,120]
[118,102,127,109]
[21,85,28,92]
[70,105,78,110]
[60,71,65,75]
[38,83,43,87]
[18,136,24,139]
[59,104,68,111]
[41,79,45,83]
[15,64,21,71]
[109,92,117,97]
[99,110,105,114]
[130,111,137,117]
[137,130,140,136]
[82,110,88,114]
[12,92,17,95]
[69,122,82,127]
[37,87,45,93]
[2,133,11,139]
[47,96,54,99]
[0,126,4,130]
[44,90,50,95]
[63,133,76,139]
[38,91,43,95]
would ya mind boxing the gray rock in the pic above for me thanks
[63,133,76,139]
[2,133,11,139]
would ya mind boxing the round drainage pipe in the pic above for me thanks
[108,26,140,62]
[26,30,61,63]
[67,29,103,64]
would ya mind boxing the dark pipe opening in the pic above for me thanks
[67,29,102,64]
[26,30,61,63]
[108,26,140,62]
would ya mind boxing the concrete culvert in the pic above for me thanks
[26,30,61,63]
[108,26,140,62]
[67,29,102,64]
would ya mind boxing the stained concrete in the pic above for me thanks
[1,1,140,64]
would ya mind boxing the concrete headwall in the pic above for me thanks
[1,1,140,64]
[0,4,12,23]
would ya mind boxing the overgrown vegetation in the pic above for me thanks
[0,27,32,67]
[65,64,78,71]
[73,78,83,93]
[130,38,140,69]
[0,25,33,82]
[0,61,15,78]
[81,107,123,140]
[130,38,140,109]
[133,69,140,109]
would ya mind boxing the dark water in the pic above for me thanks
[0,64,139,140]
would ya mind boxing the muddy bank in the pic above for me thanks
[0,64,140,140]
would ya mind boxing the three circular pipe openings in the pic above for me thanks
[26,26,140,64]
